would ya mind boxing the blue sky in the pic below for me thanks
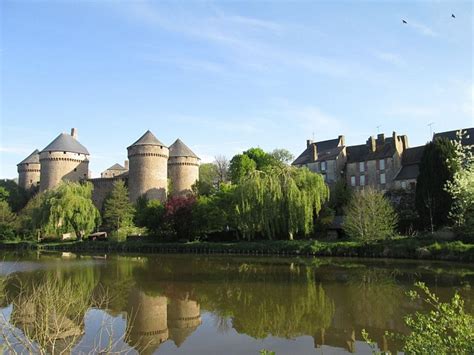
[1,0,473,178]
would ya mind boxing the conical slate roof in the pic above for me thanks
[41,133,89,155]
[18,149,40,165]
[107,163,127,171]
[128,130,165,148]
[169,139,199,158]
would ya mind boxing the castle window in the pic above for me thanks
[320,161,327,171]
[380,173,386,185]
[64,151,66,154]
[360,175,366,186]
[401,181,407,189]
[379,159,385,170]
[359,162,365,173]
[74,168,77,172]
[350,176,356,187]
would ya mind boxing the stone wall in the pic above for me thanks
[168,156,199,196]
[128,145,169,202]
[88,176,127,210]
[17,163,41,191]
[39,151,89,192]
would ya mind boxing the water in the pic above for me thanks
[0,252,472,354]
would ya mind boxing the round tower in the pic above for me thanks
[39,128,89,192]
[167,297,201,347]
[168,139,200,196]
[126,289,169,354]
[17,149,41,191]
[127,130,169,202]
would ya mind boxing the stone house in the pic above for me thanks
[345,132,408,191]
[393,146,424,190]
[292,136,346,186]
[100,162,128,178]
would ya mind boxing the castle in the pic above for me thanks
[17,128,200,208]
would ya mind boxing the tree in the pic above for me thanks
[214,155,229,185]
[444,130,474,235]
[103,181,135,233]
[343,188,398,241]
[134,198,166,236]
[229,154,257,183]
[196,163,219,196]
[329,179,352,215]
[0,200,17,240]
[0,180,31,212]
[415,138,457,232]
[30,182,101,240]
[270,149,294,165]
[235,166,329,240]
[165,195,197,240]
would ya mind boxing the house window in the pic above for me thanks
[360,175,366,186]
[401,181,407,189]
[359,162,365,173]
[321,161,327,171]
[351,176,356,186]
[379,159,385,170]
[380,173,386,185]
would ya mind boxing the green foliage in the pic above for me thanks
[134,199,166,236]
[193,195,229,235]
[416,138,457,231]
[270,148,294,165]
[0,187,9,201]
[20,182,101,240]
[195,163,219,196]
[0,179,31,212]
[403,282,474,354]
[235,166,329,240]
[102,180,135,233]
[343,188,398,241]
[385,189,419,235]
[330,179,352,215]
[0,200,17,240]
[444,130,474,237]
[229,154,257,183]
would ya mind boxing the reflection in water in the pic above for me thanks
[0,254,472,354]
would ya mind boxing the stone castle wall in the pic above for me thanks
[39,151,89,192]
[168,156,199,196]
[17,163,41,191]
[89,176,127,209]
[128,145,169,202]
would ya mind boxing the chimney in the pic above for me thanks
[377,133,385,146]
[338,135,345,146]
[71,128,78,140]
[306,139,314,148]
[311,143,318,161]
[124,160,129,170]
[367,136,376,152]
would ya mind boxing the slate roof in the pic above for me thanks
[292,138,341,165]
[106,163,127,171]
[433,128,474,146]
[128,130,165,148]
[169,139,199,158]
[394,146,425,181]
[41,133,89,155]
[18,149,40,165]
[346,137,396,163]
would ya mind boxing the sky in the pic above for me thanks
[1,0,473,179]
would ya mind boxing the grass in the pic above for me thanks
[0,236,472,262]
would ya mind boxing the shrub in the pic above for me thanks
[343,188,398,241]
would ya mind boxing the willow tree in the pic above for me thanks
[235,167,329,240]
[34,182,101,240]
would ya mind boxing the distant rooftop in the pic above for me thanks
[434,128,474,146]
[169,139,199,158]
[106,163,127,171]
[41,133,89,155]
[128,130,165,148]
[18,149,40,165]
[292,137,342,165]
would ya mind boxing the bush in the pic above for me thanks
[343,188,398,241]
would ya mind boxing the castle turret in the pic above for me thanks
[39,128,89,192]
[168,139,200,196]
[127,130,169,202]
[17,149,41,191]
[167,297,201,347]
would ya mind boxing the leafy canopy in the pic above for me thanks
[103,180,135,233]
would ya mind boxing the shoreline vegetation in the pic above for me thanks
[1,237,472,262]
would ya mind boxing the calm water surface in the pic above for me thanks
[0,252,472,354]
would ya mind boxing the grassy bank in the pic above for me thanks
[0,237,473,262]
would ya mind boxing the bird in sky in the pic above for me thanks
[402,19,407,24]
[452,14,456,18]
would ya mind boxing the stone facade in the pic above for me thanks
[100,162,128,178]
[17,149,41,191]
[168,139,200,196]
[88,175,127,209]
[39,151,89,192]
[127,131,169,203]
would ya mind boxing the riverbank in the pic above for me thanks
[0,237,473,262]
